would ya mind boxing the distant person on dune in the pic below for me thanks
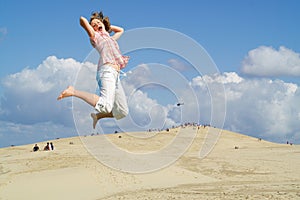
[33,144,39,152]
[43,142,50,151]
[57,11,129,129]
[50,142,54,150]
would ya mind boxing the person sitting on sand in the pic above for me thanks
[33,144,39,152]
[43,142,50,151]
[57,11,129,129]
[50,142,54,150]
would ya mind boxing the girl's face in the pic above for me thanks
[90,19,105,32]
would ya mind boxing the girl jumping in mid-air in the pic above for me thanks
[57,11,129,129]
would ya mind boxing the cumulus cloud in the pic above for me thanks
[192,72,300,143]
[102,64,190,133]
[1,56,299,147]
[0,56,82,125]
[241,46,300,77]
[0,56,98,146]
[0,58,184,147]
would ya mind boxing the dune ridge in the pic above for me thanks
[0,126,299,200]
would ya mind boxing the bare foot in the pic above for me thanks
[91,112,114,129]
[91,113,98,129]
[57,86,75,100]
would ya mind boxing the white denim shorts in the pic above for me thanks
[95,65,128,120]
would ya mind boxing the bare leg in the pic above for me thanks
[91,112,113,129]
[57,86,99,107]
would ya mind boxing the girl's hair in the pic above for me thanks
[90,11,112,33]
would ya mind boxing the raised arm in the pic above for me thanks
[110,25,124,40]
[80,16,95,39]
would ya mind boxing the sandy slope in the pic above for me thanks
[0,126,299,200]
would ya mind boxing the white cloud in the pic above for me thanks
[241,46,300,76]
[111,64,184,133]
[192,72,300,143]
[167,59,189,71]
[127,90,166,128]
[192,72,243,86]
[1,56,299,147]
[0,56,82,125]
[0,58,183,147]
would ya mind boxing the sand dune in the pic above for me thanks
[0,126,299,200]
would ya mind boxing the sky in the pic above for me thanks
[0,0,300,147]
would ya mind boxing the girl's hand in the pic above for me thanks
[110,25,124,40]
[80,16,95,39]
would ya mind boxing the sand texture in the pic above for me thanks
[0,126,299,200]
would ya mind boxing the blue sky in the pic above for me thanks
[1,0,300,147]
[1,0,299,77]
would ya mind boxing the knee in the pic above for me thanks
[95,101,113,114]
